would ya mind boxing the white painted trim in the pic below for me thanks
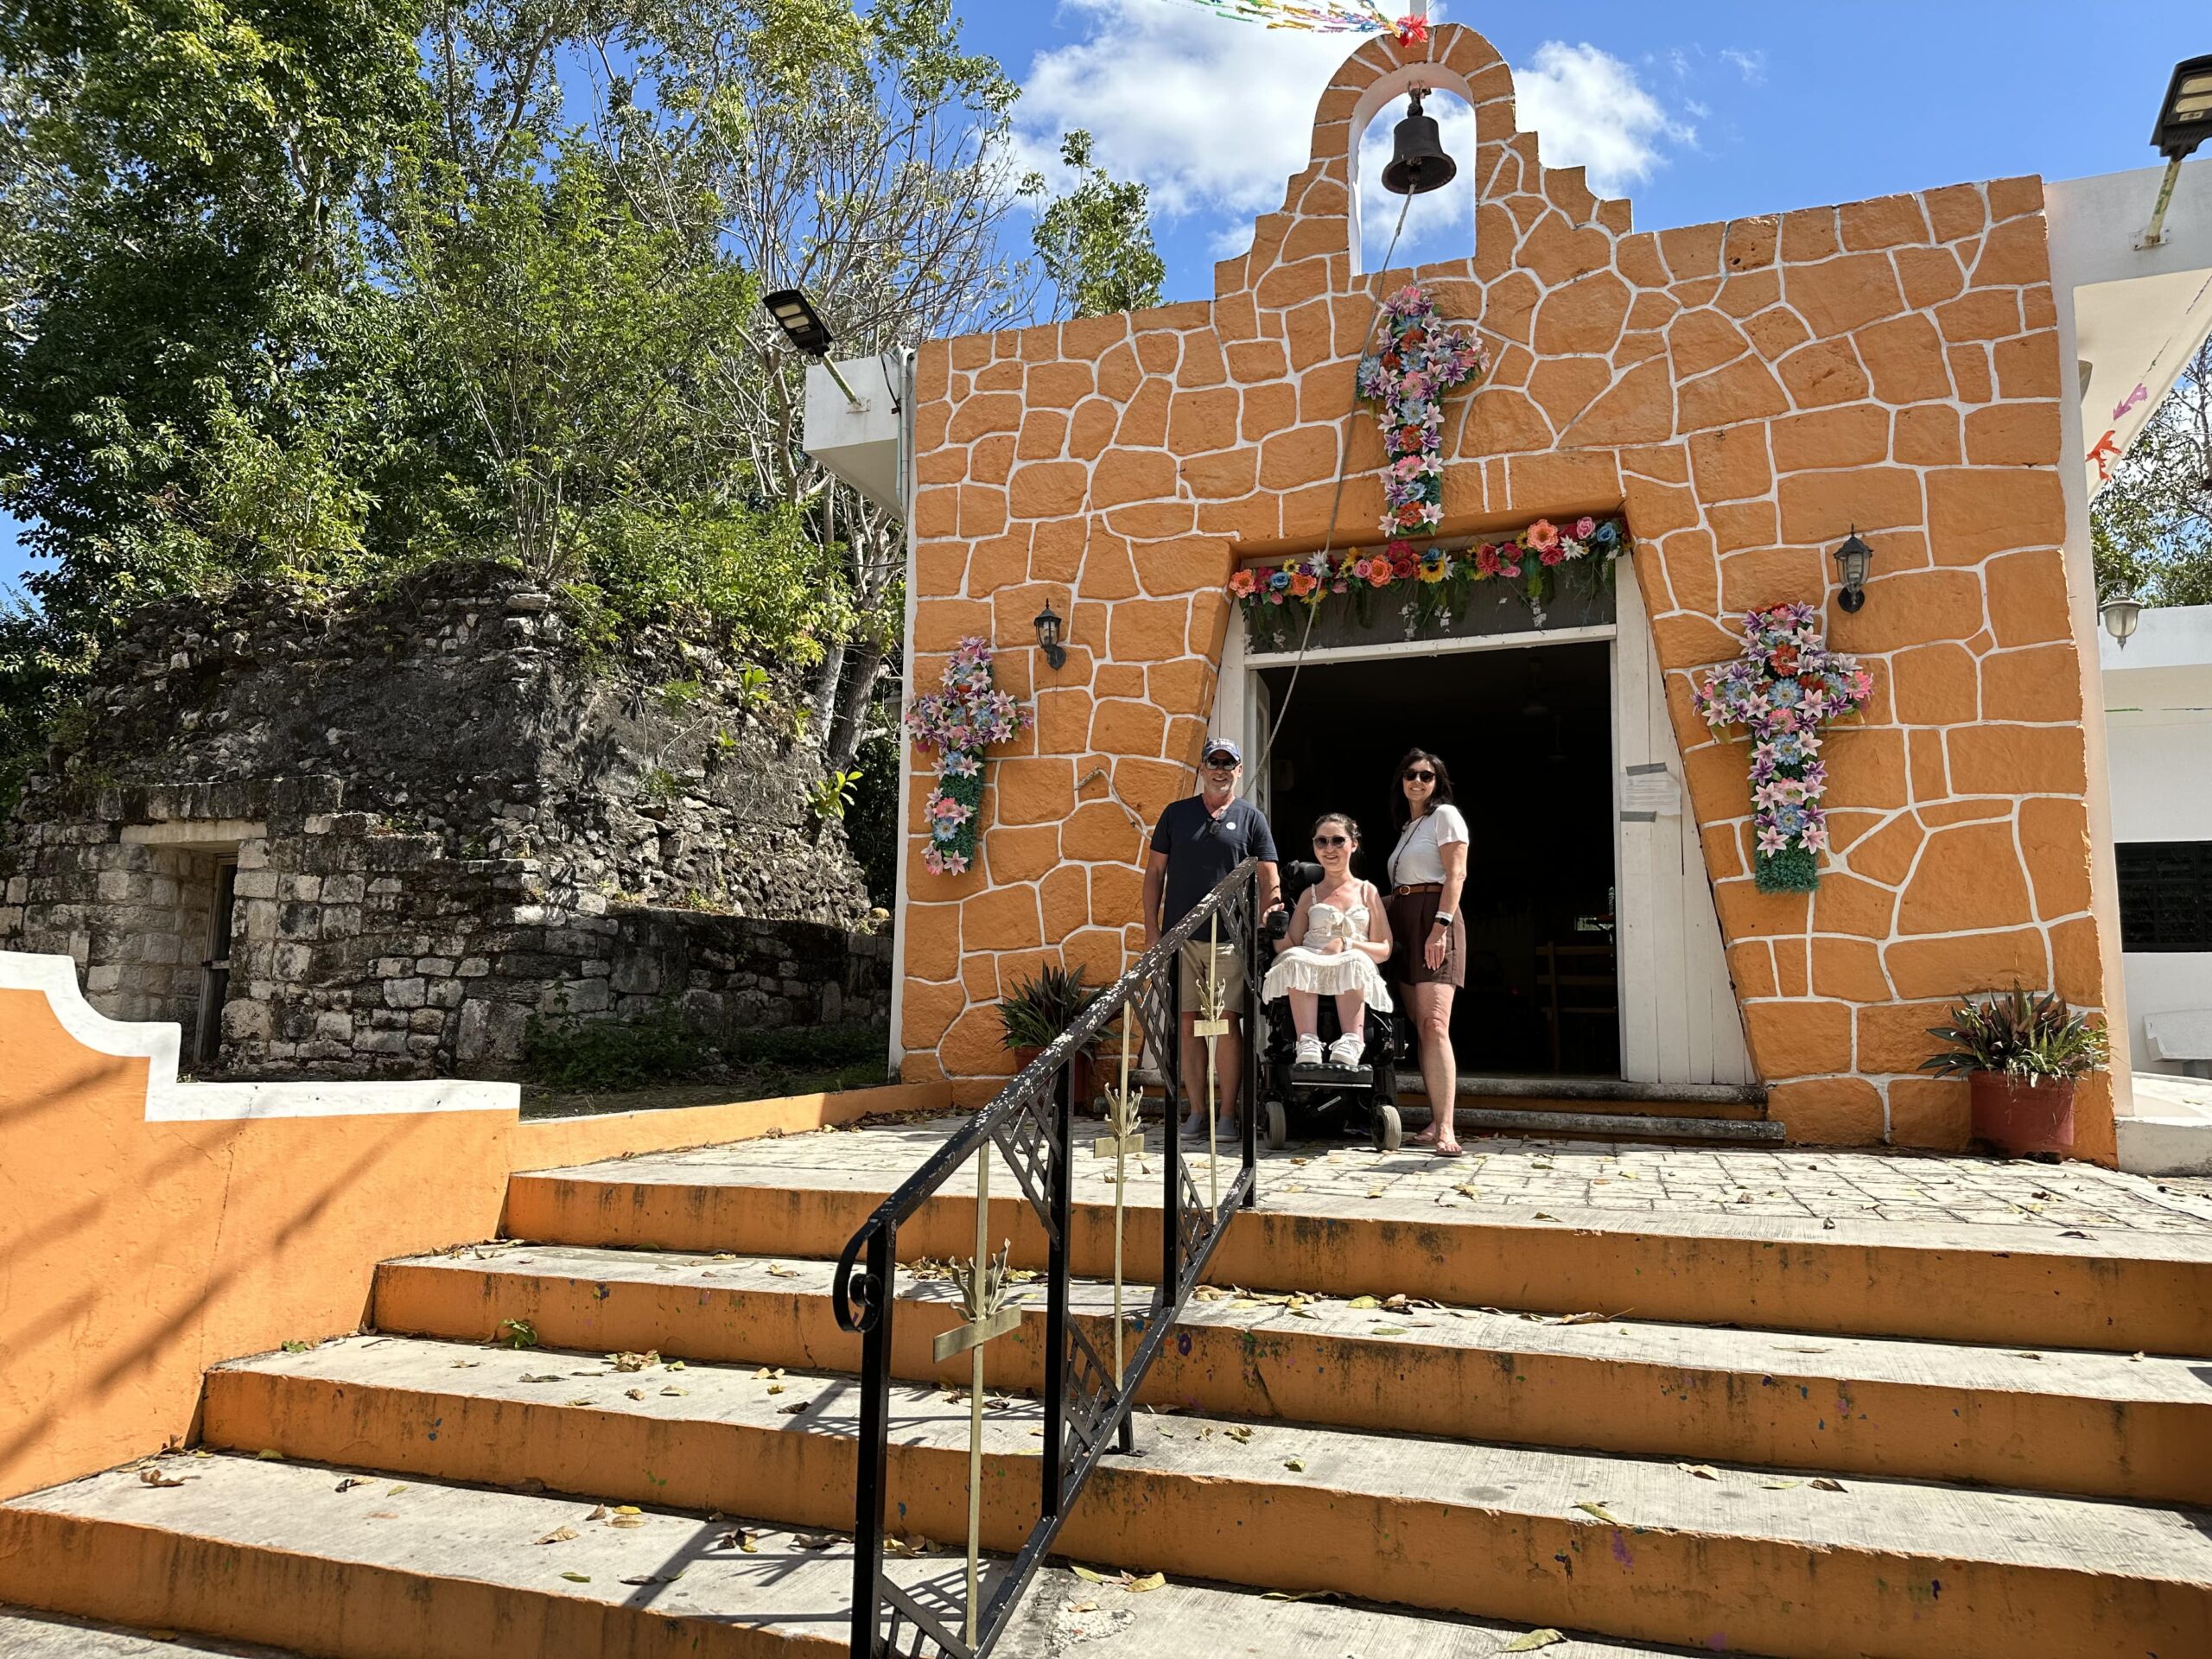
[1244,620,1616,671]
[2,949,518,1122]
[887,348,920,1071]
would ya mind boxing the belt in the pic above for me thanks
[1393,882,1444,896]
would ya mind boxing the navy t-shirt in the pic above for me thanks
[1150,795,1279,931]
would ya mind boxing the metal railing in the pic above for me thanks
[832,858,1263,1658]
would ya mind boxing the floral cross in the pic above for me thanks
[1692,604,1874,893]
[905,638,1031,877]
[1356,283,1488,537]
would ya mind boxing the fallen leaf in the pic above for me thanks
[752,1367,785,1381]
[587,1505,609,1521]
[334,1477,367,1493]
[661,1387,690,1396]
[558,1571,591,1583]
[1225,1425,1254,1443]
[716,1529,761,1553]
[1347,1295,1380,1310]
[1070,1600,1098,1613]
[1532,1212,1560,1222]
[625,1388,645,1401]
[386,1484,408,1497]
[1573,1502,1621,1523]
[566,1399,596,1408]
[535,1526,578,1546]
[609,1515,645,1529]
[620,1573,673,1586]
[665,1360,686,1371]
[1283,1458,1306,1472]
[795,1533,838,1550]
[1071,1565,1109,1584]
[1553,1311,1610,1326]
[137,1468,187,1488]
[766,1264,800,1278]
[1758,1478,1803,1491]
[767,1384,785,1395]
[255,1449,284,1462]
[1126,1572,1165,1592]
[1810,1478,1847,1492]
[608,1351,659,1372]
[521,1374,562,1383]
[1502,1630,1566,1652]
[1370,1325,1408,1336]
[779,1399,810,1414]
[1677,1464,1722,1481]
[1261,1589,1340,1602]
[885,1535,935,1559]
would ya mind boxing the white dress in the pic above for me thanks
[1262,887,1394,1011]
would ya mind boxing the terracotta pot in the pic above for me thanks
[1012,1046,1096,1109]
[1967,1071,2075,1155]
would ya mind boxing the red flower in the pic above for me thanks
[1770,643,1802,674]
[1539,546,1566,566]
[1390,550,1418,579]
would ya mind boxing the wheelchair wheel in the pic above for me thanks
[1264,1098,1287,1151]
[1372,1102,1402,1153]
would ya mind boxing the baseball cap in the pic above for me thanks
[1202,736,1243,765]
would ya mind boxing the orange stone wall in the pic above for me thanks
[899,25,2115,1160]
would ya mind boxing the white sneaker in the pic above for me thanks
[1294,1034,1325,1065]
[1327,1033,1365,1067]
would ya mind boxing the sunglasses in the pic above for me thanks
[1205,755,1239,768]
[1313,834,1351,848]
[1403,768,1437,783]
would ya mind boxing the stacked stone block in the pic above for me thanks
[899,22,2114,1156]
[0,567,888,1080]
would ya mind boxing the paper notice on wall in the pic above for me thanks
[1619,764,1681,822]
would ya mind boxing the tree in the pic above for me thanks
[2093,338,2212,607]
[1027,130,1166,321]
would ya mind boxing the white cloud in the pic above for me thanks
[1722,48,1767,85]
[1015,6,1692,264]
[1515,41,1696,197]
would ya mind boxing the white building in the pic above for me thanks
[2102,601,2212,1170]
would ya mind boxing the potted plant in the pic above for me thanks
[1922,988,2109,1155]
[998,964,1103,1106]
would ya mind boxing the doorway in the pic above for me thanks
[1259,641,1619,1077]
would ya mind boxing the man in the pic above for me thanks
[1141,737,1281,1141]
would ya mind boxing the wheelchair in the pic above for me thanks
[1255,861,1408,1153]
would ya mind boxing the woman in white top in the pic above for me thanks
[1386,748,1471,1156]
[1262,812,1394,1066]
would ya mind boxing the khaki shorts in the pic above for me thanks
[1178,938,1247,1014]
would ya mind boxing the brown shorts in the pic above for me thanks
[1388,889,1466,989]
[1178,938,1247,1014]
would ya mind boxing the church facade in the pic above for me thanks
[891,24,2126,1160]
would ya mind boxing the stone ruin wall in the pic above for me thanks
[899,23,2117,1157]
[0,565,888,1078]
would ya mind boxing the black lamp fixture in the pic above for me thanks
[761,286,865,408]
[2101,590,2143,650]
[1033,601,1067,671]
[1382,88,1459,197]
[1833,527,1874,613]
[2140,54,2212,247]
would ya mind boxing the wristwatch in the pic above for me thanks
[1432,912,1453,926]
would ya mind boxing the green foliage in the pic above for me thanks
[524,1007,721,1090]
[723,1020,884,1071]
[1024,130,1165,321]
[1921,988,2109,1082]
[495,1318,538,1350]
[997,963,1101,1052]
[810,766,861,820]
[2093,340,2212,607]
[843,731,900,907]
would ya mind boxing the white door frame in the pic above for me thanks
[1213,564,1751,1086]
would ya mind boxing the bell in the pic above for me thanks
[1381,89,1457,196]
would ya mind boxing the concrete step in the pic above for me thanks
[373,1244,2212,1505]
[196,1337,2212,1659]
[504,1135,2212,1353]
[0,1455,1740,1659]
[1453,1108,1783,1144]
[0,1608,302,1656]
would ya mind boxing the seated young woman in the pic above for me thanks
[1261,812,1395,1066]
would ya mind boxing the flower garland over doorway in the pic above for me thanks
[1357,284,1487,537]
[905,638,1030,877]
[1693,604,1874,893]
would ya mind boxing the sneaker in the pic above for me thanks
[1294,1034,1325,1065]
[1180,1111,1208,1139]
[1327,1033,1365,1067]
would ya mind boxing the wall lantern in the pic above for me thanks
[761,286,865,408]
[2140,54,2212,247]
[1832,528,1874,613]
[1033,601,1068,671]
[2101,590,2143,650]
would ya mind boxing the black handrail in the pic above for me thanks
[833,858,1265,1658]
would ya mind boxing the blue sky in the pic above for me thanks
[4,0,2207,597]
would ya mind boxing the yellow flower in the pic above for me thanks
[1419,560,1447,584]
